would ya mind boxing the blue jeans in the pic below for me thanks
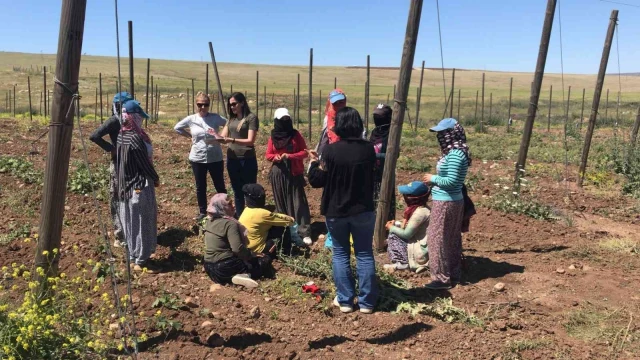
[227,157,258,217]
[326,211,378,310]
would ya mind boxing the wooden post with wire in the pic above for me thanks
[415,60,425,131]
[308,48,313,141]
[191,79,195,113]
[149,76,153,122]
[507,77,513,130]
[144,59,150,127]
[334,77,337,89]
[28,77,33,121]
[43,66,47,119]
[255,71,259,120]
[449,68,456,118]
[481,72,485,132]
[578,10,618,187]
[155,84,159,121]
[580,88,585,130]
[547,85,553,131]
[374,0,424,250]
[35,0,87,276]
[99,73,103,123]
[13,85,16,118]
[127,20,134,98]
[514,0,557,186]
[208,42,228,118]
[365,54,370,130]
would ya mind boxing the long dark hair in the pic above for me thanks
[227,92,251,119]
[334,107,364,139]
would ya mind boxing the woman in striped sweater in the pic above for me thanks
[423,118,471,290]
[117,100,161,274]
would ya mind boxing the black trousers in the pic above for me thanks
[190,160,226,215]
[204,255,273,284]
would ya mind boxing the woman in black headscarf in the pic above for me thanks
[265,108,312,246]
[370,104,395,222]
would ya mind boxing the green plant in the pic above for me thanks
[396,298,483,326]
[68,162,110,199]
[0,156,42,185]
[0,223,31,246]
[151,292,182,310]
[485,191,556,220]
[153,313,182,336]
[610,143,640,198]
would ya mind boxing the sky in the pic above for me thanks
[1,0,639,74]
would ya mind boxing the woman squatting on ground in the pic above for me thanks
[174,93,227,221]
[422,118,471,290]
[265,108,313,246]
[308,107,378,314]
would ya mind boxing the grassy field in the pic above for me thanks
[1,51,639,130]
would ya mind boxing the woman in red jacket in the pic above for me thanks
[265,108,312,246]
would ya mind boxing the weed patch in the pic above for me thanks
[0,156,42,185]
[599,237,639,254]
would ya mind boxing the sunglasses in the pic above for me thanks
[197,103,210,108]
[229,102,240,107]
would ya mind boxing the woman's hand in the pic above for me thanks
[280,153,288,160]
[385,220,394,230]
[307,149,319,162]
[423,174,433,183]
[273,154,281,162]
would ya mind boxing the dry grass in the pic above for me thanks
[599,237,639,254]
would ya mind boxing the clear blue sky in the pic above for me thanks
[1,0,639,74]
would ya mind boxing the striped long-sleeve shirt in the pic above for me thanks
[431,149,469,202]
[116,131,159,199]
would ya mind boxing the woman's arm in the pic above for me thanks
[389,210,428,240]
[430,151,468,189]
[219,124,229,138]
[262,212,295,227]
[173,116,192,138]
[265,138,278,162]
[227,222,252,262]
[229,129,256,146]
[307,160,326,188]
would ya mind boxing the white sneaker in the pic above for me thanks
[360,307,373,314]
[395,263,409,271]
[333,296,354,313]
[231,274,258,288]
[383,263,397,271]
[303,237,313,246]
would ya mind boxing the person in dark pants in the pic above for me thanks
[265,108,312,246]
[203,193,271,287]
[308,107,378,314]
[89,91,133,247]
[174,93,227,221]
[212,92,258,218]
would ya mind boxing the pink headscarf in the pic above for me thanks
[207,194,249,245]
[121,112,152,145]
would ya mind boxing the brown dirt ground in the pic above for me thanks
[1,118,639,359]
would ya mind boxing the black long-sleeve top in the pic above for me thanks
[116,131,159,199]
[308,138,376,218]
[89,115,121,154]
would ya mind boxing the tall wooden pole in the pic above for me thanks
[149,76,153,122]
[547,85,553,131]
[13,85,16,117]
[481,72,485,132]
[205,64,209,96]
[144,59,150,114]
[99,73,103,123]
[27,77,33,121]
[255,71,259,120]
[127,20,134,98]
[474,90,479,123]
[415,60,425,131]
[191,78,195,113]
[270,92,275,120]
[334,77,337,89]
[43,66,47,118]
[374,0,423,250]
[35,0,87,276]
[449,68,456,118]
[580,88,585,130]
[457,89,461,120]
[514,0,557,186]
[208,42,228,119]
[365,55,370,130]
[578,10,618,187]
[507,77,513,130]
[296,73,300,127]
[308,48,313,141]
[155,84,159,121]
[293,88,297,125]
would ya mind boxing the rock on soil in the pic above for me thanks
[493,282,506,292]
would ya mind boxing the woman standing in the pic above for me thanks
[316,89,347,156]
[370,103,395,221]
[217,92,259,218]
[116,100,160,273]
[308,107,378,314]
[174,93,227,221]
[422,118,471,289]
[265,108,312,246]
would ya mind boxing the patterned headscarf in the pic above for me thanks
[436,123,471,166]
[121,112,152,145]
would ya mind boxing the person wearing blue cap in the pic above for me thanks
[116,100,160,273]
[89,91,134,247]
[383,181,430,273]
[422,118,471,289]
[308,107,378,314]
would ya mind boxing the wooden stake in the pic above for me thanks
[449,68,456,118]
[308,48,313,141]
[474,90,479,123]
[296,73,300,127]
[28,77,33,121]
[415,60,425,131]
[128,20,134,98]
[457,89,461,120]
[507,77,513,130]
[514,0,557,186]
[149,76,153,122]
[580,88,585,130]
[35,0,87,276]
[293,88,297,126]
[374,0,424,250]
[489,92,493,121]
[43,66,47,118]
[99,73,103,123]
[334,77,337,89]
[548,85,553,131]
[365,54,370,130]
[205,63,209,96]
[578,10,618,187]
[208,42,228,118]
[270,92,275,120]
[13,85,16,117]
[155,84,159,121]
[481,72,485,132]
[191,78,195,113]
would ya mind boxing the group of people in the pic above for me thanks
[90,87,473,313]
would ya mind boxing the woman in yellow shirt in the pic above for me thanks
[239,184,295,257]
